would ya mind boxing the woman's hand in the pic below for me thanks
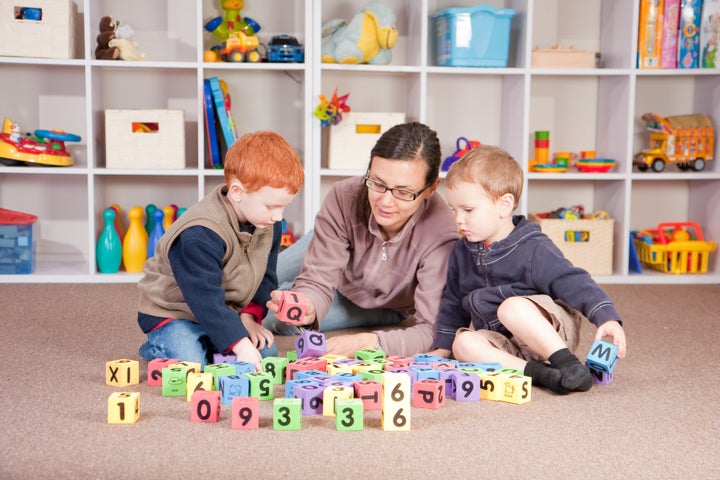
[326,332,378,357]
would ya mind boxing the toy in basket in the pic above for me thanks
[633,222,717,274]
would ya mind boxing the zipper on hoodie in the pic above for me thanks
[381,241,388,261]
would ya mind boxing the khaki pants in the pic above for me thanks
[460,295,584,362]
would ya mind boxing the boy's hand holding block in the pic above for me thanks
[277,290,308,325]
[586,339,619,374]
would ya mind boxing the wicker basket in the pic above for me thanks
[633,222,716,274]
[529,214,613,275]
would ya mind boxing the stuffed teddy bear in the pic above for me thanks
[95,16,119,60]
[109,37,146,61]
[321,1,398,65]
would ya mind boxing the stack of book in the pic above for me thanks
[203,76,237,168]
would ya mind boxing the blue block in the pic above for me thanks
[220,374,250,405]
[586,340,618,374]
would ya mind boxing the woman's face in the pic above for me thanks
[365,156,437,240]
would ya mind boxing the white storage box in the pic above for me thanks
[326,112,406,170]
[105,110,185,169]
[0,0,79,59]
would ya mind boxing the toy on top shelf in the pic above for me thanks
[441,137,481,172]
[268,35,304,63]
[632,222,717,274]
[203,0,262,63]
[633,112,715,173]
[0,117,81,167]
[95,16,145,61]
[321,1,398,65]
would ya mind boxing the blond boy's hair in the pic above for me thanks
[224,131,304,194]
[445,145,523,209]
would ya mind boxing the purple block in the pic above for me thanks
[213,353,237,364]
[293,383,324,415]
[451,371,481,401]
[437,368,459,399]
[589,363,614,385]
[285,378,319,398]
[295,330,328,359]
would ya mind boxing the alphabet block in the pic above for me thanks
[479,372,503,401]
[295,330,328,359]
[204,363,236,390]
[107,392,140,424]
[147,358,178,386]
[410,365,440,381]
[262,356,289,384]
[231,396,259,430]
[333,372,363,384]
[351,362,383,375]
[168,361,201,375]
[213,353,236,364]
[354,380,382,411]
[586,340,618,374]
[285,378,320,398]
[335,398,364,431]
[438,368,459,399]
[322,385,354,416]
[293,383,324,415]
[191,390,221,422]
[244,371,274,400]
[186,372,215,402]
[355,348,386,362]
[286,357,327,380]
[226,361,255,375]
[381,372,411,431]
[459,361,502,372]
[106,359,140,387]
[219,374,250,405]
[412,378,446,409]
[277,290,308,325]
[498,374,532,404]
[589,365,614,385]
[162,366,187,397]
[384,355,414,369]
[273,398,302,430]
[360,369,387,383]
[452,371,481,402]
[327,358,360,375]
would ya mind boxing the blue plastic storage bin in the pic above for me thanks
[434,5,515,67]
[0,208,37,274]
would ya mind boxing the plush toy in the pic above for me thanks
[109,37,146,61]
[321,1,398,65]
[95,16,119,60]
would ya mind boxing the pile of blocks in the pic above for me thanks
[106,332,619,429]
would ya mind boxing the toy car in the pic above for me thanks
[268,35,304,63]
[0,117,80,167]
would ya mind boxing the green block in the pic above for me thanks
[161,366,187,397]
[355,348,386,362]
[497,368,524,376]
[273,398,302,430]
[262,356,289,385]
[360,369,387,383]
[244,371,274,400]
[286,350,298,362]
[335,398,364,431]
[204,363,236,390]
[460,367,486,375]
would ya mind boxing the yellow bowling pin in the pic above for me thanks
[123,206,148,273]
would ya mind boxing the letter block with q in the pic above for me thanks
[277,290,308,325]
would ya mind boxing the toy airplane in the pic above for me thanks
[0,117,81,167]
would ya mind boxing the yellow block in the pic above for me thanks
[108,392,140,424]
[168,361,201,375]
[186,372,215,402]
[322,386,353,416]
[105,359,139,387]
[498,374,532,404]
[479,372,504,401]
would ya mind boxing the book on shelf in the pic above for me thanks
[202,76,238,168]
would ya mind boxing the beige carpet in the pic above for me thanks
[1,283,719,479]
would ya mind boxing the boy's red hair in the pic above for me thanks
[224,131,304,194]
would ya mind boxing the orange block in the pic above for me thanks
[190,390,221,422]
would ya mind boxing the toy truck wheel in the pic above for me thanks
[246,50,261,63]
[691,158,705,172]
[651,158,665,172]
[229,50,244,62]
[636,164,648,172]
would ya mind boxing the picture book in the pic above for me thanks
[661,0,681,67]
[700,0,720,67]
[639,0,664,68]
[678,0,703,68]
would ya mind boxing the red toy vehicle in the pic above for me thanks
[0,117,81,167]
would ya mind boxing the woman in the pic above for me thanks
[263,122,458,356]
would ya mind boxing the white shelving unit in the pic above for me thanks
[1,0,718,284]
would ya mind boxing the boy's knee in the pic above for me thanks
[497,296,531,319]
[452,330,486,361]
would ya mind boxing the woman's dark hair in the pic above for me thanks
[355,122,442,223]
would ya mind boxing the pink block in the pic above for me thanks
[147,358,178,386]
[277,290,308,325]
[412,378,446,409]
[354,380,382,410]
[190,390,221,422]
[231,396,260,430]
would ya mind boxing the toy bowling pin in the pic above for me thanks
[147,208,166,259]
[97,208,122,273]
[162,205,175,231]
[145,204,157,235]
[123,206,148,272]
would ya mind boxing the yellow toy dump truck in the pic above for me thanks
[634,113,715,172]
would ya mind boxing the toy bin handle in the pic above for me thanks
[656,222,704,243]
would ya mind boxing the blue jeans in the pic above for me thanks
[262,230,405,335]
[139,319,278,369]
